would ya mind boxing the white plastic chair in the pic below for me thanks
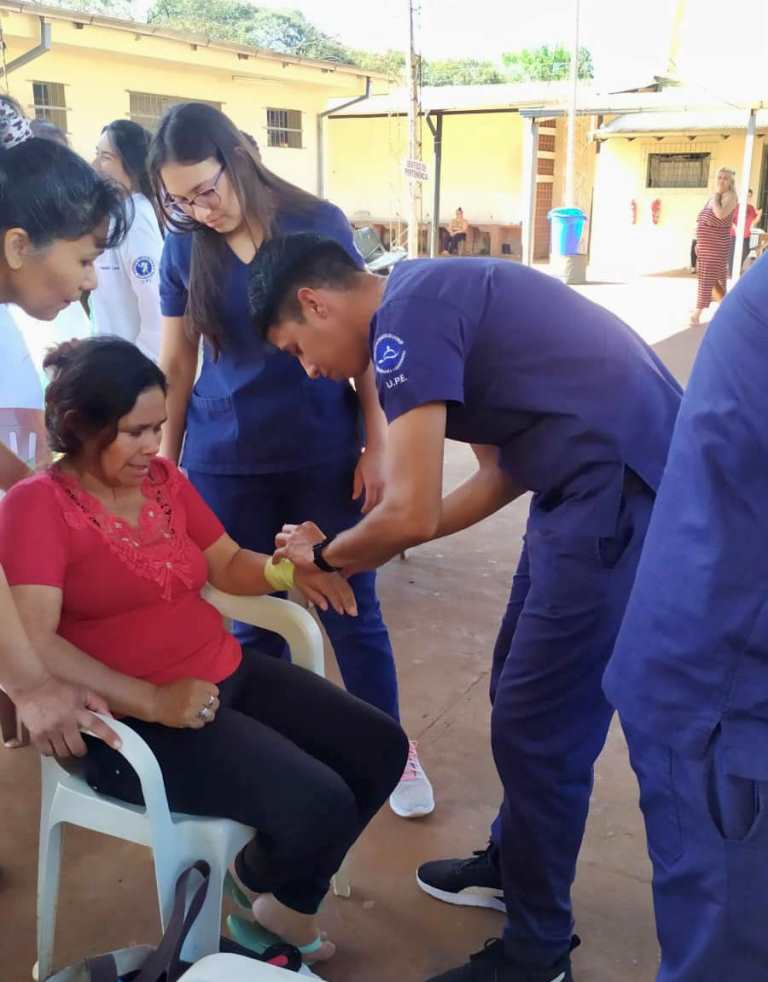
[36,588,350,982]
[179,952,322,980]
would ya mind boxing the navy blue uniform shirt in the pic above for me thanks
[160,201,363,474]
[372,258,682,536]
[606,255,768,777]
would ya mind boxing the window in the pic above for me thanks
[538,133,556,152]
[129,92,221,133]
[647,152,711,189]
[32,81,67,132]
[537,157,555,176]
[267,108,303,149]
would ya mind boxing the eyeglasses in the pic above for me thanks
[163,164,225,217]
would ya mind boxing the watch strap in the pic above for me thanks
[313,536,340,572]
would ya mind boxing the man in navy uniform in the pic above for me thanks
[248,234,681,982]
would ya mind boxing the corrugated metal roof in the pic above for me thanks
[328,81,584,117]
[328,82,767,120]
[596,109,768,136]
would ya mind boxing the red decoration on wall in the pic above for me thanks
[651,198,662,225]
[630,199,637,225]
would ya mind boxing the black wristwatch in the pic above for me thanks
[313,536,341,572]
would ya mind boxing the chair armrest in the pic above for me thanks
[203,587,325,677]
[85,713,174,840]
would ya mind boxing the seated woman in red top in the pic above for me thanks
[0,336,408,963]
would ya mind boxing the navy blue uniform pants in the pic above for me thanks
[188,455,399,721]
[487,475,654,964]
[623,721,768,981]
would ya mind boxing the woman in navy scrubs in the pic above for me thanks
[149,103,432,818]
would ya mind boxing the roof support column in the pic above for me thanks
[521,114,539,266]
[732,107,756,284]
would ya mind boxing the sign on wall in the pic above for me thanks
[403,158,429,182]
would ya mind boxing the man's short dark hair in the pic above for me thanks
[249,233,362,338]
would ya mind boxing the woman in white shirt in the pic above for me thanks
[92,120,163,361]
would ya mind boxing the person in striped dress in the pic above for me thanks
[691,168,738,326]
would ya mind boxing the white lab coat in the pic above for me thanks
[0,305,44,411]
[9,300,91,386]
[91,192,164,362]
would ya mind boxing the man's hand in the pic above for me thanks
[13,676,121,758]
[352,445,386,514]
[275,521,326,572]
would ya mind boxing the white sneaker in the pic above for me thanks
[389,740,435,818]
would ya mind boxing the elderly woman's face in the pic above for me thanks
[717,172,733,192]
[94,386,166,487]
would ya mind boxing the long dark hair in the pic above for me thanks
[102,119,154,201]
[148,102,319,354]
[44,337,166,455]
[30,118,68,146]
[0,98,127,250]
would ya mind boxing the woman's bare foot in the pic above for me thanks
[251,893,336,963]
[689,308,702,326]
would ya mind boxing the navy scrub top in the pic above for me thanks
[371,258,682,537]
[159,201,363,474]
[605,255,768,778]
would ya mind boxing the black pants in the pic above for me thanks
[446,232,466,254]
[84,649,408,914]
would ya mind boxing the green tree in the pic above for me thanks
[422,58,505,86]
[349,48,406,81]
[501,44,594,82]
[148,0,355,63]
[54,0,134,18]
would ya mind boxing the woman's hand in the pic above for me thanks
[152,679,220,729]
[353,445,386,514]
[295,568,357,616]
[274,521,326,572]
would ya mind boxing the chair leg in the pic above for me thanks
[36,821,62,981]
[0,689,27,747]
[331,855,352,899]
[180,858,226,964]
[151,851,183,936]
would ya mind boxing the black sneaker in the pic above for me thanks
[417,845,505,912]
[425,937,580,982]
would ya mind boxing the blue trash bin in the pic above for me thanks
[548,207,587,256]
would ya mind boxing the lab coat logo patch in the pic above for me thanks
[132,256,155,280]
[373,333,406,374]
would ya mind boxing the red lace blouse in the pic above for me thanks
[0,457,241,685]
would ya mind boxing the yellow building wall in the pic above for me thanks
[1,9,373,194]
[552,115,597,218]
[326,111,525,226]
[590,134,765,276]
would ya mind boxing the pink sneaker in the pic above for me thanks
[389,740,435,818]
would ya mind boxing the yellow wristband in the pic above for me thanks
[264,556,296,592]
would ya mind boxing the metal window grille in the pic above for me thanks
[267,108,302,149]
[647,152,711,189]
[538,133,556,152]
[537,157,555,176]
[32,81,67,132]
[129,92,221,133]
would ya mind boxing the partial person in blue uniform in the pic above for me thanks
[247,234,682,982]
[604,255,768,982]
[147,103,433,818]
